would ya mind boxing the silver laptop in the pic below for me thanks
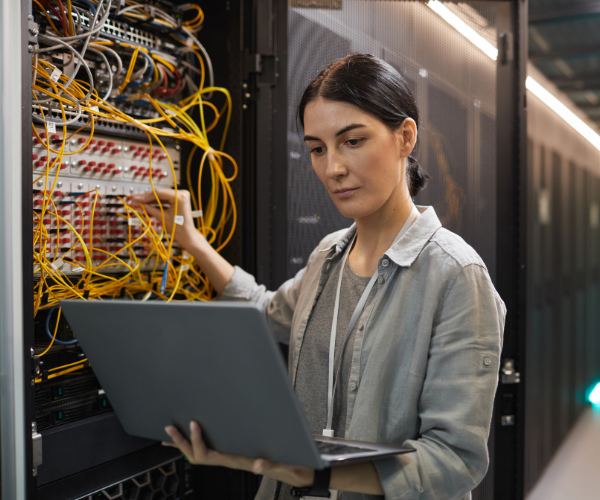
[60,300,415,468]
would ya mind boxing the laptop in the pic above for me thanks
[60,300,415,469]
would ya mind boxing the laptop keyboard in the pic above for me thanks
[316,441,377,455]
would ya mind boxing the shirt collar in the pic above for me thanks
[317,206,442,267]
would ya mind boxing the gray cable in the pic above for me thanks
[115,4,214,95]
[87,47,112,100]
[34,0,106,104]
[32,93,83,126]
[91,41,123,80]
[131,48,149,80]
[72,5,83,35]
[34,34,94,103]
[46,0,112,44]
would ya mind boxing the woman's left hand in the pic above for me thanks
[163,421,315,488]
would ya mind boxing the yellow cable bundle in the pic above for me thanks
[31,50,237,316]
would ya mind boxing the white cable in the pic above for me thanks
[91,42,123,79]
[35,35,94,103]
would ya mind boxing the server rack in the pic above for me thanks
[2,0,283,498]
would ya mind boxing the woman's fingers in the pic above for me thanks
[165,425,194,459]
[137,202,164,220]
[252,458,267,474]
[190,421,208,458]
[130,188,175,204]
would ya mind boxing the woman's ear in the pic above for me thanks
[394,118,417,158]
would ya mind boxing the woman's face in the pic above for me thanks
[303,97,416,220]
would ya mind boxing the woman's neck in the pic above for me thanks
[349,185,416,277]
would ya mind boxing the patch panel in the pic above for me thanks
[33,128,181,274]
[32,127,180,185]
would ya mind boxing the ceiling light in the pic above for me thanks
[427,0,600,152]
[526,76,600,151]
[427,0,498,60]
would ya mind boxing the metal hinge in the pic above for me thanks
[243,50,263,79]
[32,422,42,477]
[501,359,520,384]
[498,32,514,65]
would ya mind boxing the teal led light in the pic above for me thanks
[588,383,600,406]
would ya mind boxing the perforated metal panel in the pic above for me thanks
[287,1,497,281]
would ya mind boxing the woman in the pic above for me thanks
[131,54,505,500]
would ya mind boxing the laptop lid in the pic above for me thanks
[60,300,324,469]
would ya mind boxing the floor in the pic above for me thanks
[526,407,600,500]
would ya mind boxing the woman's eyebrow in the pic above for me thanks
[335,123,365,137]
[304,123,366,142]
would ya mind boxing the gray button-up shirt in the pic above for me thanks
[221,206,506,500]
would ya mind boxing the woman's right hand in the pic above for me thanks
[129,188,235,294]
[128,188,202,250]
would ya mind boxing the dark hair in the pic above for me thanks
[298,53,430,197]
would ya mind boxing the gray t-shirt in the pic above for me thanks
[257,257,378,500]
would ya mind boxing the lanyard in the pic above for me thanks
[323,205,420,437]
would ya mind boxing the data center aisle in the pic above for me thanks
[526,408,600,500]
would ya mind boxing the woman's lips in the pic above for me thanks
[333,187,359,199]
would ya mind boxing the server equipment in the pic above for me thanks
[11,0,263,498]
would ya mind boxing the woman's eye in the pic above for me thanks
[347,139,362,146]
[311,146,325,154]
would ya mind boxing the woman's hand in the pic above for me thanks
[163,422,315,488]
[128,188,201,250]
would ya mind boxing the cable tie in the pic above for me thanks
[49,67,62,83]
[133,119,149,131]
[191,210,203,218]
[207,148,215,161]
[174,215,184,225]
[52,257,64,270]
[180,264,190,272]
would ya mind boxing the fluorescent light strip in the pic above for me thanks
[427,0,600,152]
[526,77,600,151]
[427,1,498,60]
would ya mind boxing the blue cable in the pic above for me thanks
[160,261,169,295]
[45,306,78,345]
[79,0,96,15]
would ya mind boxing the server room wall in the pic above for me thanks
[524,87,600,494]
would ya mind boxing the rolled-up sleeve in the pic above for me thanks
[373,264,506,500]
